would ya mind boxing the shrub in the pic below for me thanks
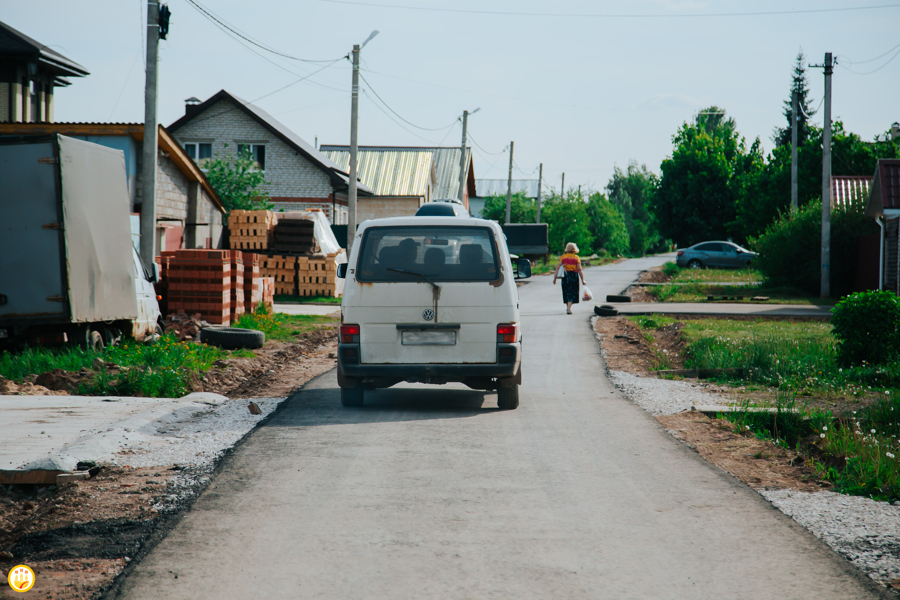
[831,290,900,366]
[662,262,680,277]
[754,199,876,296]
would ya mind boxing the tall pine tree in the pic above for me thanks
[773,50,816,148]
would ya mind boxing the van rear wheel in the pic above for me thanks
[497,383,519,410]
[341,384,364,407]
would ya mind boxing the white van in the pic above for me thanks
[336,216,531,409]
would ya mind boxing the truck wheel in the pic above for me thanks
[340,384,364,407]
[497,383,519,410]
[199,327,265,350]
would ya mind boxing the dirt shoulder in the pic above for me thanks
[0,328,338,599]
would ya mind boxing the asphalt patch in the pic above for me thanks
[11,517,154,561]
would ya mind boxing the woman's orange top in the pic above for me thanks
[560,252,581,272]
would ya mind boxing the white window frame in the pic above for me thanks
[183,142,213,169]
[237,143,266,171]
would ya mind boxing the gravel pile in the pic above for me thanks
[763,489,900,585]
[608,370,724,416]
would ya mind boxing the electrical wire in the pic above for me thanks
[467,132,506,156]
[358,73,458,132]
[315,0,900,18]
[360,90,448,144]
[838,45,900,74]
[184,0,345,63]
[840,41,900,65]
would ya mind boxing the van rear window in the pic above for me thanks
[356,226,500,282]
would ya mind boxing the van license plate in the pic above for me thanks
[402,330,456,345]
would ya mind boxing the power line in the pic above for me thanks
[360,90,447,144]
[838,45,900,74]
[316,0,900,18]
[467,132,506,156]
[839,41,900,65]
[184,0,345,63]
[358,72,458,131]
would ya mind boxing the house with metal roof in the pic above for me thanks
[0,20,89,123]
[0,122,227,253]
[320,145,475,220]
[865,159,900,293]
[168,90,373,225]
[832,176,871,209]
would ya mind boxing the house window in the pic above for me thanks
[184,142,212,168]
[237,143,266,171]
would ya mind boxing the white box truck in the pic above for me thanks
[0,134,161,349]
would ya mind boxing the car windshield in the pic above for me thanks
[356,225,500,282]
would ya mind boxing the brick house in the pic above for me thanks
[320,145,475,221]
[0,20,89,123]
[0,122,227,253]
[865,159,900,293]
[168,90,372,224]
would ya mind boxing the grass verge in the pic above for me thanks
[233,309,337,342]
[274,294,341,304]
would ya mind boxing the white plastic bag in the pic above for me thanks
[582,285,593,301]
[556,265,566,279]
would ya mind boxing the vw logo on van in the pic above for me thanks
[422,308,435,321]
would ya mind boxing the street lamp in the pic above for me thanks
[458,107,480,203]
[347,30,379,253]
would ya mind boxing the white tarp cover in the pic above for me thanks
[59,135,138,322]
[278,210,347,295]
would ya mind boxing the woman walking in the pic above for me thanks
[553,242,585,314]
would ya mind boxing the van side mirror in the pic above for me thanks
[150,263,160,283]
[515,258,532,279]
[336,263,347,279]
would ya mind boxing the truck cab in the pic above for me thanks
[336,216,531,409]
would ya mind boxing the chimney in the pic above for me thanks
[185,97,202,119]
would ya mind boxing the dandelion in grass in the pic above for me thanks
[820,433,826,439]
[872,429,877,434]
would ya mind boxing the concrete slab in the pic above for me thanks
[273,303,340,317]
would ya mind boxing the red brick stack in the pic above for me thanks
[229,250,245,321]
[166,250,232,324]
[154,251,177,316]
[242,252,261,314]
[261,276,275,309]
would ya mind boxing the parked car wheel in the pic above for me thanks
[340,384,365,407]
[497,382,519,410]
[199,327,265,350]
[687,259,703,269]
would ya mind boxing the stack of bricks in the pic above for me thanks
[228,210,276,251]
[242,252,262,314]
[229,251,245,321]
[165,250,232,324]
[260,276,275,309]
[298,253,339,297]
[272,255,297,296]
[154,251,176,317]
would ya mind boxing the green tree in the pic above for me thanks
[541,191,593,254]
[586,192,630,255]
[773,50,816,148]
[205,145,272,214]
[653,107,757,246]
[480,192,536,224]
[605,161,662,254]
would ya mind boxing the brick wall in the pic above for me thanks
[358,197,422,222]
[171,100,335,199]
[156,152,189,221]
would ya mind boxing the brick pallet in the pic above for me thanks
[243,252,262,314]
[165,249,232,324]
[272,219,315,254]
[228,210,276,251]
[229,250,245,320]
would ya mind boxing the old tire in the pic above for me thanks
[341,384,364,407]
[199,327,265,350]
[497,383,519,410]
[594,305,618,317]
[687,259,703,269]
[606,294,631,303]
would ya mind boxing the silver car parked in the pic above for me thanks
[675,241,757,269]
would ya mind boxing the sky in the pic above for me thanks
[4,1,899,194]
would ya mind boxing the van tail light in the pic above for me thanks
[340,324,360,343]
[497,323,517,343]
[677,250,684,257]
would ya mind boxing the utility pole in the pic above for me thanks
[140,0,160,268]
[458,110,468,203]
[817,52,833,298]
[347,44,360,253]
[535,163,543,224]
[505,141,514,224]
[561,173,565,199]
[791,90,799,212]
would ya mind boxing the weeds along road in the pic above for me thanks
[118,255,884,600]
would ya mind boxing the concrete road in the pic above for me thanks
[120,256,882,599]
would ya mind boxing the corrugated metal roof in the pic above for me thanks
[321,148,433,196]
[321,145,471,199]
[832,176,871,209]
[866,159,900,217]
[475,179,540,198]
